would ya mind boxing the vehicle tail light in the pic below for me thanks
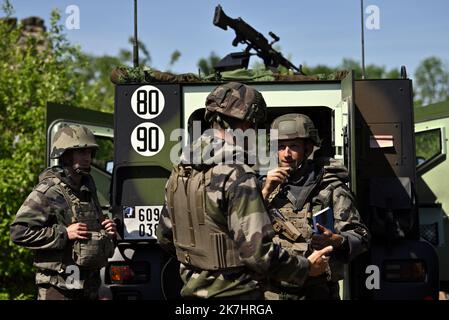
[108,262,151,284]
[110,265,133,283]
[384,260,426,282]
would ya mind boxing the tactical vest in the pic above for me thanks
[166,165,244,271]
[56,178,114,269]
[267,159,358,292]
[267,168,344,255]
[34,174,113,270]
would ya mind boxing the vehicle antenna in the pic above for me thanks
[133,0,139,68]
[360,0,366,79]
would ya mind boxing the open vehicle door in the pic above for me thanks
[46,102,114,210]
[349,78,439,299]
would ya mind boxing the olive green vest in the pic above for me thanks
[166,165,244,271]
[34,174,113,285]
[58,179,114,269]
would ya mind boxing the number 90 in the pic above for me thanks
[131,123,165,157]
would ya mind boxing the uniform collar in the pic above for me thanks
[42,166,94,192]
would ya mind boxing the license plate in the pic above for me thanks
[122,206,162,240]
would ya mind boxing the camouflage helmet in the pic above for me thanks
[204,82,267,125]
[50,125,99,159]
[271,113,320,146]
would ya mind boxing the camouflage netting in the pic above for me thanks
[110,66,200,84]
[110,66,349,84]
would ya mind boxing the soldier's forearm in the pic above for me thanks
[10,223,68,250]
[265,244,310,285]
[340,230,369,261]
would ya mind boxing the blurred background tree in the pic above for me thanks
[0,1,128,299]
[414,56,449,107]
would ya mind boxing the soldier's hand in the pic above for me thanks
[101,219,117,237]
[307,245,333,277]
[66,223,89,240]
[311,224,344,250]
[261,167,290,199]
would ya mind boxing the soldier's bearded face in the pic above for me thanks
[72,148,93,171]
[277,138,307,170]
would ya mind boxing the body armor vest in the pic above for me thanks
[167,165,244,271]
[268,174,342,253]
[56,178,113,269]
[34,173,114,271]
[266,163,347,287]
[32,171,113,290]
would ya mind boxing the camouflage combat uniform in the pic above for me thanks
[10,125,114,300]
[157,133,312,299]
[157,83,316,299]
[263,114,370,300]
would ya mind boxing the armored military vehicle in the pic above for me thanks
[45,5,439,299]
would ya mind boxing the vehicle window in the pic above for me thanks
[93,136,114,174]
[415,129,442,166]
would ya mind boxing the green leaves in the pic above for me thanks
[0,3,114,299]
[414,57,449,107]
[197,51,220,76]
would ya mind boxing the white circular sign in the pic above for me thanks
[131,85,165,119]
[131,123,165,157]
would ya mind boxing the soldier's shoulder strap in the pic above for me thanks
[45,175,80,221]
[167,163,215,214]
[85,174,103,217]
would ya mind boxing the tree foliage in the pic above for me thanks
[169,50,181,67]
[0,3,117,299]
[80,54,122,112]
[197,51,221,76]
[119,37,151,67]
[414,56,449,107]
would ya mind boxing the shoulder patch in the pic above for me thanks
[34,179,55,194]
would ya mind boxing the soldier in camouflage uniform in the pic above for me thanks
[261,113,370,300]
[10,125,116,300]
[156,82,333,299]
